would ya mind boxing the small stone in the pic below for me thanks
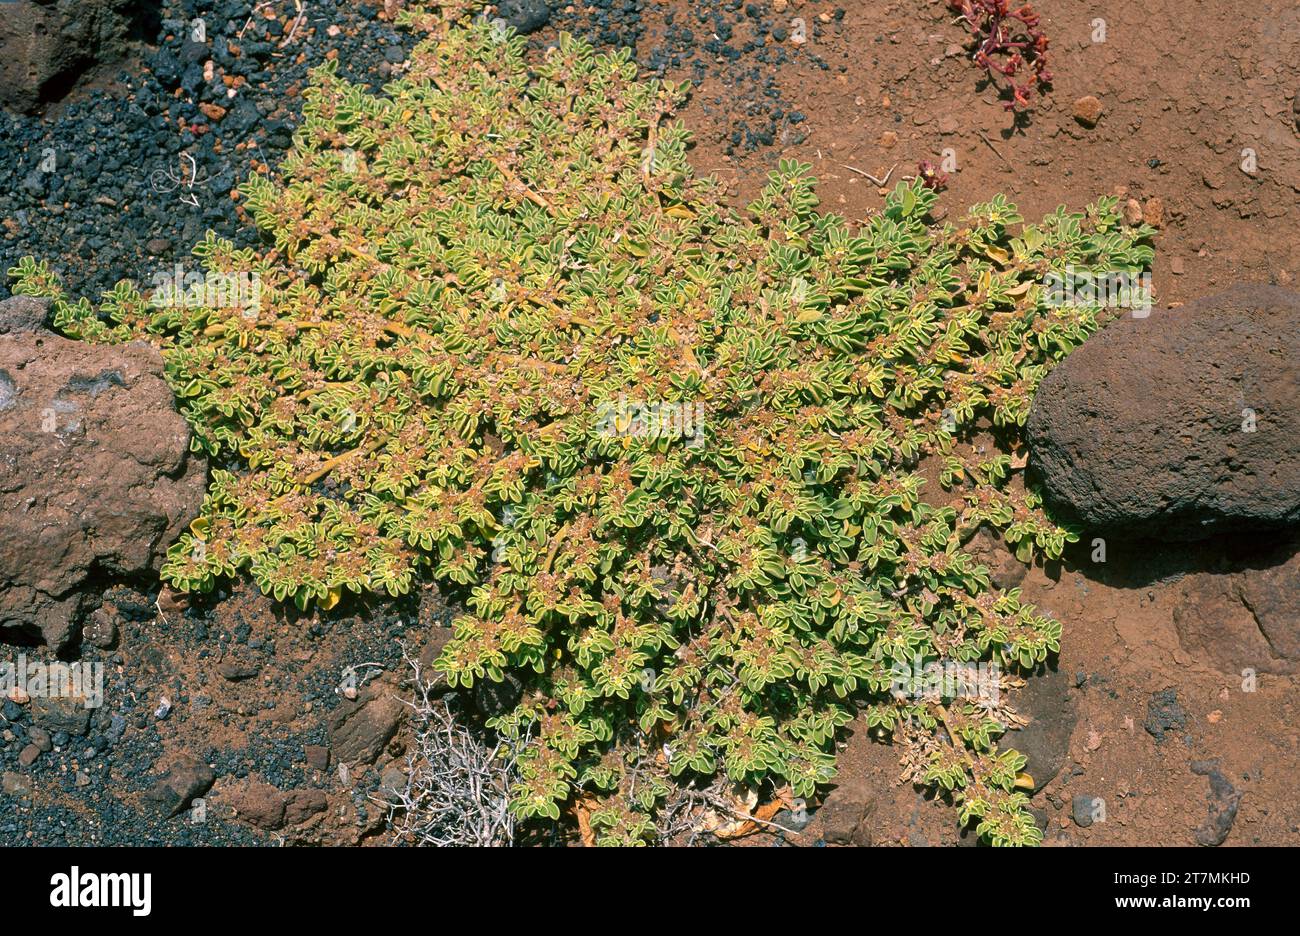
[18,743,41,766]
[817,792,875,846]
[329,679,404,764]
[229,781,288,830]
[156,585,188,616]
[773,0,788,11]
[32,696,91,736]
[218,661,260,681]
[304,744,330,771]
[1144,688,1187,743]
[199,102,227,121]
[83,606,119,649]
[1142,196,1164,227]
[772,806,813,833]
[1170,256,1185,275]
[284,788,328,825]
[1072,95,1103,127]
[496,0,552,34]
[1072,794,1099,827]
[380,765,406,797]
[2,771,32,797]
[880,131,898,148]
[27,726,52,752]
[142,756,216,817]
[1122,198,1144,226]
[1190,760,1241,846]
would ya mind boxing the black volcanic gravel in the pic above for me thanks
[0,0,406,304]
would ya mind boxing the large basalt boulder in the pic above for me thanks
[0,296,206,650]
[1027,285,1300,541]
[0,0,140,113]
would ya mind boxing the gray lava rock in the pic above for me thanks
[0,295,49,334]
[0,300,207,651]
[1189,760,1242,846]
[1072,794,1101,828]
[1027,286,1300,541]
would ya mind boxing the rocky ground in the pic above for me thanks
[1,0,1297,847]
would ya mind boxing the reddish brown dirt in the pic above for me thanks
[642,0,1299,305]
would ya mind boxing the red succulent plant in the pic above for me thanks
[947,0,1052,111]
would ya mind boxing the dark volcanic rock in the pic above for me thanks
[0,0,139,113]
[1027,286,1300,541]
[0,304,207,650]
[497,0,553,34]
[999,662,1075,792]
[31,694,92,736]
[1144,688,1187,744]
[143,756,216,818]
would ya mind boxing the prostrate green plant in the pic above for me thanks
[9,2,1153,845]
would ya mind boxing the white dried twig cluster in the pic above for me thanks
[381,652,521,847]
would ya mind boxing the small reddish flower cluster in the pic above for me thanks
[947,0,1052,111]
[917,160,950,191]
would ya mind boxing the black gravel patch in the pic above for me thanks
[548,1,842,155]
[1144,687,1188,745]
[1,0,406,304]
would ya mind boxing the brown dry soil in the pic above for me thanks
[4,1,1298,847]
